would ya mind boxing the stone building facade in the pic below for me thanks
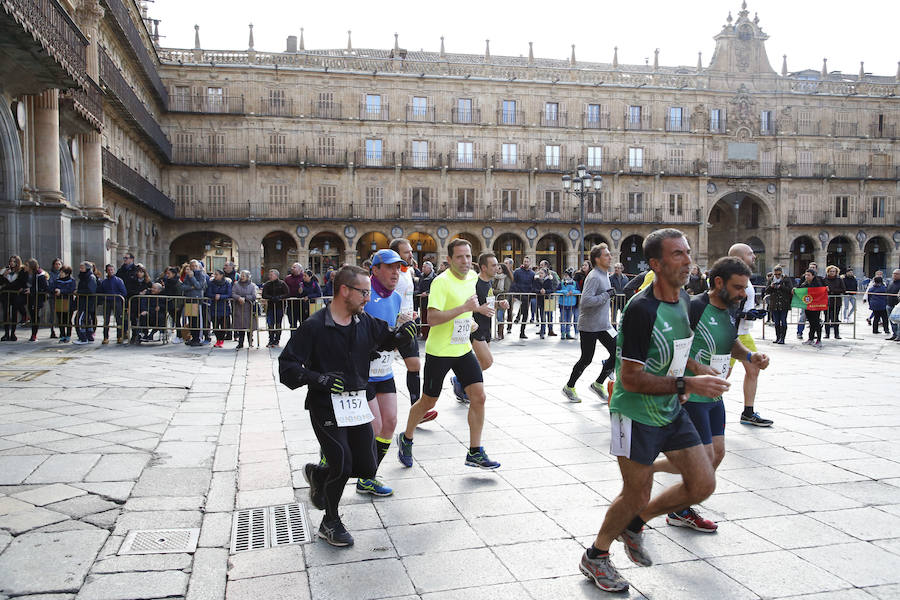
[1,1,898,280]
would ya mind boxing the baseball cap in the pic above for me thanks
[371,249,407,267]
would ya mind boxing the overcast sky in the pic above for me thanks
[148,0,899,77]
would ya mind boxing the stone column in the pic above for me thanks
[565,248,578,271]
[239,248,263,284]
[344,249,357,266]
[33,90,63,203]
[80,130,103,211]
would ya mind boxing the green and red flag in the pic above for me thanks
[791,286,828,310]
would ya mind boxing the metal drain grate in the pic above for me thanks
[119,528,200,555]
[231,503,311,553]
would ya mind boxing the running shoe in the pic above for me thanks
[590,381,609,402]
[666,507,718,532]
[814,340,823,348]
[465,447,500,470]
[740,412,774,427]
[451,376,468,403]
[318,517,354,547]
[419,410,438,423]
[802,338,814,345]
[562,386,581,403]
[618,528,652,566]
[302,463,325,510]
[579,550,630,593]
[356,478,393,496]
[397,433,414,467]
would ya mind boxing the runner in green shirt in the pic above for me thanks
[396,239,501,470]
[653,256,770,533]
[580,229,731,593]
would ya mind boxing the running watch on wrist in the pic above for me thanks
[675,376,686,396]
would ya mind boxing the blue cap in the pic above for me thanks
[371,249,407,267]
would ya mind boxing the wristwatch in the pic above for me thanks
[675,376,686,396]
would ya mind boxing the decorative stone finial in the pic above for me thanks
[698,51,703,71]
[248,23,254,50]
[440,36,445,57]
[394,33,399,52]
[653,48,659,70]
[859,61,865,79]
[570,44,576,66]
[528,42,534,64]
[781,54,787,76]
[613,46,618,68]
[726,11,732,25]
[484,39,490,60]
[299,27,304,51]
[193,24,200,50]
[347,30,352,51]
[822,58,828,77]
[753,12,759,25]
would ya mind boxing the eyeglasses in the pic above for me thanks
[347,285,371,297]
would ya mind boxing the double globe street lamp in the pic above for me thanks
[562,164,603,265]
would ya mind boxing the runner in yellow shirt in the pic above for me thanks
[396,239,501,469]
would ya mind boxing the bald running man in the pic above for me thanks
[727,243,773,427]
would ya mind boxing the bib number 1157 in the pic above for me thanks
[330,390,373,427]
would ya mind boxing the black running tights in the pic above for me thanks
[567,330,616,388]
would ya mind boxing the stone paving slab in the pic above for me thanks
[0,317,898,599]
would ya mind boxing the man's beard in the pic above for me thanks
[717,287,741,308]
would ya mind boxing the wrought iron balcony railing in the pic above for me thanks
[624,114,652,131]
[99,0,168,106]
[2,0,88,90]
[169,94,245,114]
[60,81,103,131]
[353,150,396,168]
[401,151,442,169]
[833,122,858,137]
[255,146,300,166]
[665,117,691,132]
[99,47,171,160]
[359,102,389,121]
[102,148,174,218]
[406,105,435,123]
[582,111,611,129]
[869,123,897,139]
[452,108,481,124]
[795,122,820,135]
[540,112,567,128]
[303,147,349,167]
[172,146,250,167]
[448,153,488,170]
[497,109,524,126]
[309,101,341,119]
[257,97,293,117]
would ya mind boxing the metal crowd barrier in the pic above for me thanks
[760,293,862,340]
[1,290,127,341]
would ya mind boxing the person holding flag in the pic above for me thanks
[794,269,828,347]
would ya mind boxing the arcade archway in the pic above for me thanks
[169,231,238,272]
[493,233,525,267]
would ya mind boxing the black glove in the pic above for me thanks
[395,320,417,344]
[309,371,345,394]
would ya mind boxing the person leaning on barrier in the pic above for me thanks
[609,263,630,325]
[536,267,558,339]
[206,269,233,348]
[161,267,184,343]
[22,259,49,342]
[823,266,846,340]
[134,282,165,343]
[300,270,323,323]
[284,263,304,329]
[73,262,98,345]
[52,266,75,342]
[511,257,534,338]
[221,261,238,340]
[1,255,27,341]
[232,270,258,350]
[128,265,152,344]
[99,264,127,345]
[47,258,61,339]
[868,276,890,335]
[278,264,418,547]
[262,269,290,348]
[841,268,859,322]
[763,264,793,344]
[182,262,207,347]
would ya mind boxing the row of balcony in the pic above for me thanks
[169,147,898,181]
[101,148,175,218]
[99,47,172,161]
[788,210,900,227]
[60,81,104,130]
[174,198,703,224]
[99,0,168,106]
[794,122,898,139]
[1,0,89,90]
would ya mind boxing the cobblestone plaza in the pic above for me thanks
[0,317,899,599]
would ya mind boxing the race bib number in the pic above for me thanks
[330,390,373,427]
[451,318,472,345]
[666,336,694,377]
[709,354,731,377]
[369,351,394,378]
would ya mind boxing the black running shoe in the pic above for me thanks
[740,412,774,427]
[303,463,325,510]
[318,517,354,547]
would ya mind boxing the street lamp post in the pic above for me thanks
[562,164,602,266]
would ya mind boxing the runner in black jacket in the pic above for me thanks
[278,265,416,547]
